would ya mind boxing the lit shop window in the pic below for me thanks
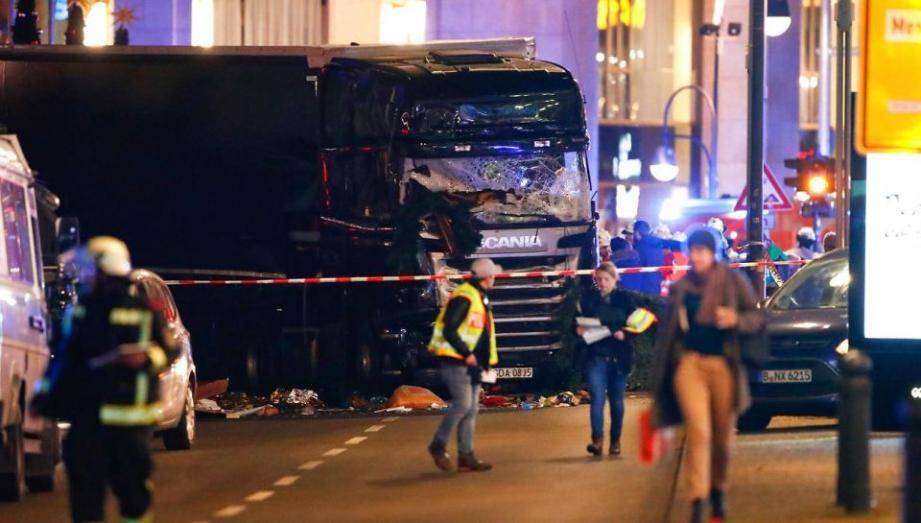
[596,0,692,122]
[191,0,215,47]
[799,0,821,128]
[380,0,427,45]
[85,0,112,47]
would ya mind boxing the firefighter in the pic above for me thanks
[427,258,500,473]
[34,237,176,523]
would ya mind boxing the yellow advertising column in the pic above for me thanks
[858,0,921,153]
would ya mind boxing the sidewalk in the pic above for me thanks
[668,416,904,522]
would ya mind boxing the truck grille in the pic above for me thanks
[484,255,571,353]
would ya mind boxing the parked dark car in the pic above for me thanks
[739,249,849,431]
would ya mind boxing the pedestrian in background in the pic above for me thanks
[633,220,682,295]
[32,237,177,523]
[427,258,499,473]
[611,236,643,292]
[823,231,838,253]
[652,230,764,523]
[576,262,638,457]
[786,227,819,261]
[598,227,613,262]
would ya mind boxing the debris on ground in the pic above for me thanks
[203,388,325,419]
[195,379,230,401]
[374,406,413,414]
[274,388,324,411]
[555,391,580,406]
[194,398,224,416]
[470,389,595,410]
[225,405,270,419]
[202,385,598,419]
[387,386,447,410]
[350,393,371,411]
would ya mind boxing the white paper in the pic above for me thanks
[576,317,602,327]
[480,369,498,384]
[582,327,612,345]
[864,154,921,339]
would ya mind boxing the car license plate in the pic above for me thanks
[496,367,534,379]
[761,369,813,383]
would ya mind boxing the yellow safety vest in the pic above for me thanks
[428,282,499,366]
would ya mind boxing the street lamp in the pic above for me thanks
[766,0,792,37]
[654,84,718,197]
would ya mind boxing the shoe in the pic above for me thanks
[458,452,492,472]
[428,442,452,472]
[709,489,726,522]
[586,437,603,456]
[690,498,706,523]
[609,439,621,457]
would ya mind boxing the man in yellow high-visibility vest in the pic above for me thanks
[427,258,500,473]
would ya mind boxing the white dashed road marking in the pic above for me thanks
[245,490,275,503]
[274,475,300,487]
[214,505,246,518]
[299,460,323,470]
[211,418,395,520]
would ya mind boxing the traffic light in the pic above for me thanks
[783,156,835,199]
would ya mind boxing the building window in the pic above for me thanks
[84,0,113,47]
[380,0,427,45]
[203,0,323,46]
[799,0,821,128]
[192,0,215,47]
[597,0,692,122]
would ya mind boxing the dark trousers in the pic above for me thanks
[585,356,628,442]
[63,419,153,522]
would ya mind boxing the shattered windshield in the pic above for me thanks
[406,151,592,224]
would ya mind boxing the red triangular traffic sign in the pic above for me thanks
[734,164,794,212]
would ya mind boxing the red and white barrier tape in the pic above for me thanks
[163,260,806,286]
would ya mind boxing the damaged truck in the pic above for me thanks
[0,38,597,393]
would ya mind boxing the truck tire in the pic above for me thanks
[0,416,26,501]
[163,384,196,451]
[319,323,348,384]
[352,325,380,392]
[25,421,59,493]
[737,409,772,432]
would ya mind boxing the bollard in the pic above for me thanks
[837,349,872,513]
[905,397,921,522]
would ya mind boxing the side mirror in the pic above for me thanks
[56,217,80,253]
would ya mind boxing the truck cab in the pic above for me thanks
[308,46,596,387]
[0,135,58,500]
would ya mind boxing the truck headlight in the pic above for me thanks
[835,339,849,356]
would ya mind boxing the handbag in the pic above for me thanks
[638,407,674,465]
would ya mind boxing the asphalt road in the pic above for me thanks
[0,399,905,523]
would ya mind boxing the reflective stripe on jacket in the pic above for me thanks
[428,282,498,366]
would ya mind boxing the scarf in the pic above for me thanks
[686,263,730,326]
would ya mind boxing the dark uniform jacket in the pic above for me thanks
[41,278,178,426]
[577,288,637,374]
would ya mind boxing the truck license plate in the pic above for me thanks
[496,367,534,379]
[761,369,812,383]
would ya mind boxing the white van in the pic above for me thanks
[0,135,59,501]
